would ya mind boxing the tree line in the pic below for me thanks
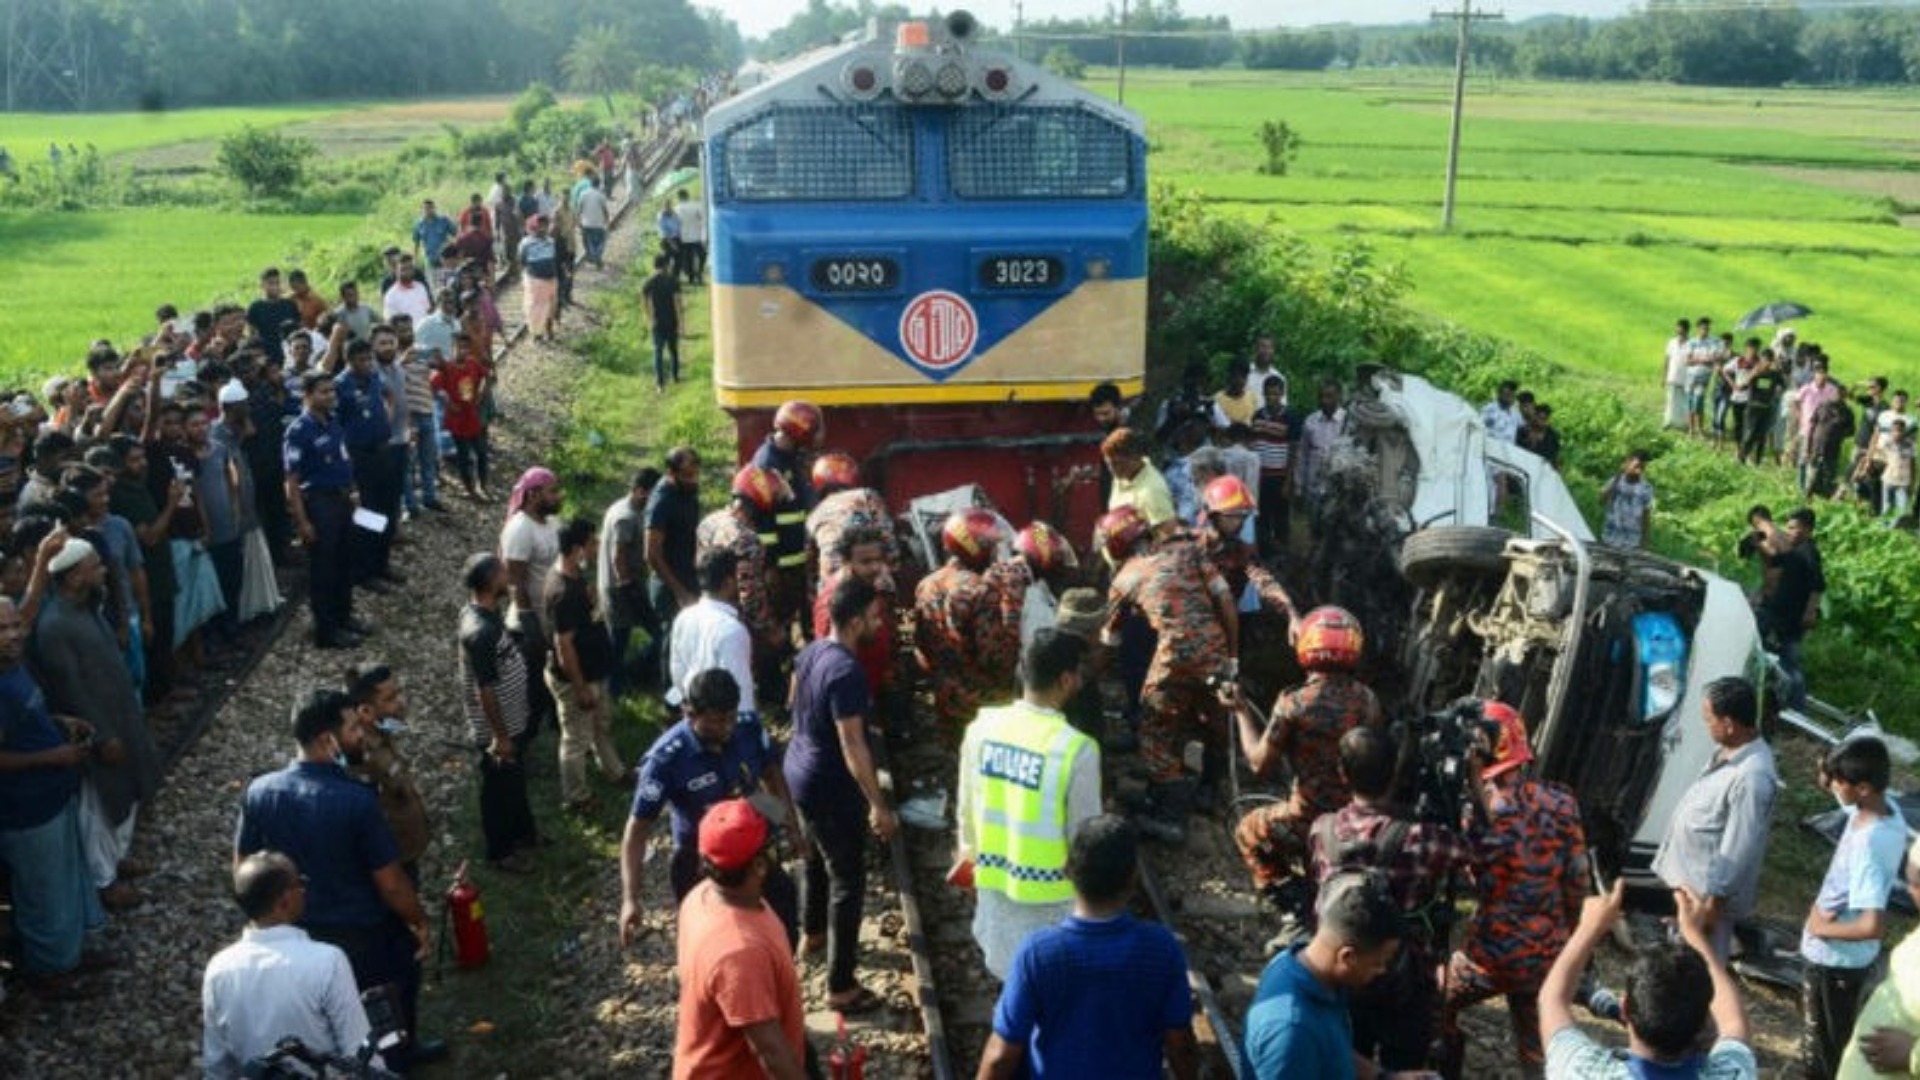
[751,0,1920,90]
[2,0,745,112]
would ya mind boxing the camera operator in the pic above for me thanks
[202,851,378,1080]
[1436,702,1589,1080]
[1309,725,1475,1073]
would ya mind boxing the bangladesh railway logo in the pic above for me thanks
[899,290,978,374]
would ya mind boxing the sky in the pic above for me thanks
[712,0,1641,41]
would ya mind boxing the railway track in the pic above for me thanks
[883,723,1261,1079]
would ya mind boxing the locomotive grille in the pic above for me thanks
[950,106,1134,200]
[719,106,915,202]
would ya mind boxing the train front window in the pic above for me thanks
[719,106,914,202]
[949,106,1134,200]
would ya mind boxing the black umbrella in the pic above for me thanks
[1734,301,1812,330]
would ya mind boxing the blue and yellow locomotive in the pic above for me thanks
[703,12,1147,538]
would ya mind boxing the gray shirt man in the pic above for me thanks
[1652,738,1778,958]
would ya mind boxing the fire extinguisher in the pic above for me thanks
[828,1013,866,1080]
[446,861,490,970]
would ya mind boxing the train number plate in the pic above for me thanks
[809,256,900,293]
[978,255,1064,290]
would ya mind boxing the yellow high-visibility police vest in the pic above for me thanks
[967,701,1093,905]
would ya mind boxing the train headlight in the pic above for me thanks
[936,61,969,98]
[978,66,1017,101]
[897,59,935,98]
[842,63,884,101]
[1086,257,1110,280]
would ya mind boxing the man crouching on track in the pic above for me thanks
[955,629,1102,980]
[1098,505,1237,845]
[1229,606,1382,944]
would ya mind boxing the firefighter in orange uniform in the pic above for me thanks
[913,508,1003,745]
[1099,505,1237,845]
[804,451,898,583]
[696,465,789,695]
[1228,605,1383,922]
[981,521,1079,701]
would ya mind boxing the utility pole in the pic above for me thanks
[1434,0,1502,230]
[1013,0,1024,62]
[1116,0,1129,104]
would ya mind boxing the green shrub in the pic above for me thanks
[510,82,560,132]
[215,125,315,197]
[523,107,611,168]
[1256,120,1303,176]
[1043,47,1086,79]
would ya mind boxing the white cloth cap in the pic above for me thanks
[49,537,95,575]
[218,379,249,406]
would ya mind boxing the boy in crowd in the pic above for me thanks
[1800,736,1906,1080]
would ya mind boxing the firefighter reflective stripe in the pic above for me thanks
[968,704,1092,905]
[774,509,808,569]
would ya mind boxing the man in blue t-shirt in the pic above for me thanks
[617,668,799,947]
[782,574,895,1013]
[1244,869,1409,1080]
[979,815,1196,1079]
[235,688,437,1068]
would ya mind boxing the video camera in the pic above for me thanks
[241,985,405,1079]
[1394,698,1499,827]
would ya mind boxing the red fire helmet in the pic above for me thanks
[773,400,824,448]
[1480,701,1534,781]
[1203,474,1256,515]
[1295,605,1364,672]
[941,508,1002,567]
[1094,506,1151,564]
[811,451,860,493]
[1014,521,1077,575]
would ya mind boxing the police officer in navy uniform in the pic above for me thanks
[616,667,800,948]
[284,371,367,649]
[333,338,400,593]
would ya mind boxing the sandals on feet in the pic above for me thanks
[828,986,883,1016]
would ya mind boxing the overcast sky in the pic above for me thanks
[714,1,1640,40]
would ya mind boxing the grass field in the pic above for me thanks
[0,208,360,379]
[0,105,345,157]
[1108,69,1920,399]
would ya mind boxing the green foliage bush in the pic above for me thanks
[509,82,560,132]
[523,107,613,168]
[1042,47,1086,80]
[215,125,314,197]
[1255,120,1303,176]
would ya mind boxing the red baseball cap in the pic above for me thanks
[698,799,769,872]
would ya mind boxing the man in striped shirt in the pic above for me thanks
[1249,378,1297,554]
[458,553,539,872]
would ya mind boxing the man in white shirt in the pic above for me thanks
[669,547,756,709]
[202,852,374,1079]
[380,255,432,325]
[1663,317,1692,430]
[674,188,708,284]
[576,177,612,270]
[1481,379,1523,444]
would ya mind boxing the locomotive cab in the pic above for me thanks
[703,12,1148,543]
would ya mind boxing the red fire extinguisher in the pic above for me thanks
[828,1013,866,1080]
[446,861,490,970]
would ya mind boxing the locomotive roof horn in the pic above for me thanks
[946,10,978,43]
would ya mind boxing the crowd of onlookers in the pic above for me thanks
[1662,317,1914,524]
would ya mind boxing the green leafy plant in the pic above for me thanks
[1042,46,1086,79]
[214,125,315,197]
[1256,119,1303,176]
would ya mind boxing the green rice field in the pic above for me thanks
[1104,70,1920,399]
[0,208,360,381]
[0,105,344,157]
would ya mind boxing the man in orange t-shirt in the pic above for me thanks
[672,799,808,1080]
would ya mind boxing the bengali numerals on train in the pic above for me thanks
[809,256,901,293]
[978,255,1064,290]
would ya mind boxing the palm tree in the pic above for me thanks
[562,25,636,118]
